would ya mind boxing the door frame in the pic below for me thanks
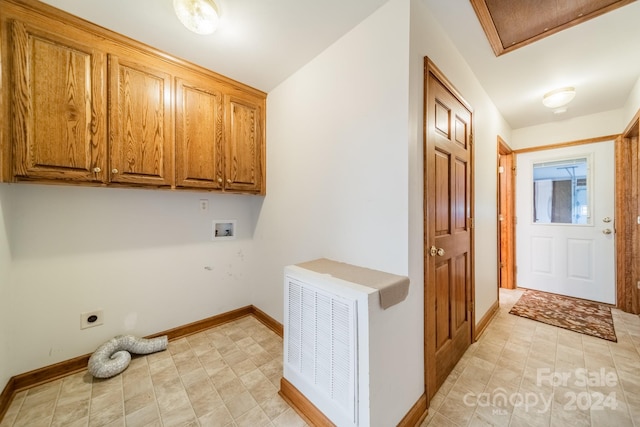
[617,111,640,314]
[497,137,515,289]
[423,57,475,403]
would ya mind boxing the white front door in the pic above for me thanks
[516,140,615,304]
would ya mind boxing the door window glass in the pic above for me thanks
[532,157,589,224]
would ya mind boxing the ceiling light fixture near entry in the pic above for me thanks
[542,87,576,109]
[173,0,220,35]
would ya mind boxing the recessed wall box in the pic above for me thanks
[213,220,236,240]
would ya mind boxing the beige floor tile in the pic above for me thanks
[260,394,290,421]
[235,404,271,427]
[158,398,197,426]
[435,386,476,426]
[88,402,124,427]
[224,390,259,419]
[124,390,156,415]
[124,402,160,427]
[197,400,234,426]
[4,291,640,427]
[50,399,90,426]
[272,407,306,427]
[424,411,463,426]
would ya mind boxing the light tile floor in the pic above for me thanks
[0,315,307,427]
[3,289,640,427]
[422,288,640,427]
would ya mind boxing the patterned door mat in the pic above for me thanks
[509,289,617,342]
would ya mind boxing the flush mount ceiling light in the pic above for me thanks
[542,87,576,109]
[173,0,220,35]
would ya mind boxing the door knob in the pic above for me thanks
[92,167,101,173]
[602,228,612,235]
[111,168,118,174]
[430,246,445,256]
[603,217,612,223]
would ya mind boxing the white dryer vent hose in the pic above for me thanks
[88,335,168,378]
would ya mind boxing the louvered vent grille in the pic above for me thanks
[285,278,357,423]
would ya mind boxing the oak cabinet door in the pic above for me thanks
[175,77,224,189]
[11,20,107,182]
[109,55,173,187]
[224,93,264,194]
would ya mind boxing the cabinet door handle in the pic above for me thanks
[227,179,232,184]
[218,178,223,183]
[93,167,101,173]
[111,169,119,174]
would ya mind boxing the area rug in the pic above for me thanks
[509,289,617,342]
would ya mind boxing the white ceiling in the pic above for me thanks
[423,0,640,129]
[40,0,388,93]
[41,0,640,130]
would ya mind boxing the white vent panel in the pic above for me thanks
[284,277,358,425]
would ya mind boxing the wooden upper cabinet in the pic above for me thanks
[225,93,265,194]
[10,19,107,182]
[1,0,266,193]
[108,54,173,187]
[175,76,224,190]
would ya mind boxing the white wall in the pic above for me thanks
[0,185,12,391]
[252,0,421,423]
[512,108,626,150]
[623,76,640,127]
[409,0,512,322]
[3,184,259,375]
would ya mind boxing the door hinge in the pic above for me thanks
[514,216,517,225]
[467,217,474,228]
[498,166,504,174]
[470,301,475,312]
[512,166,517,176]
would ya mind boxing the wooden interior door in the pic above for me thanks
[424,59,474,402]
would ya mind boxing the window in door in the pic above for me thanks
[532,156,590,225]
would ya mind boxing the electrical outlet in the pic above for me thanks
[199,199,209,212]
[81,310,103,329]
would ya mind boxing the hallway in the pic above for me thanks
[422,288,640,426]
